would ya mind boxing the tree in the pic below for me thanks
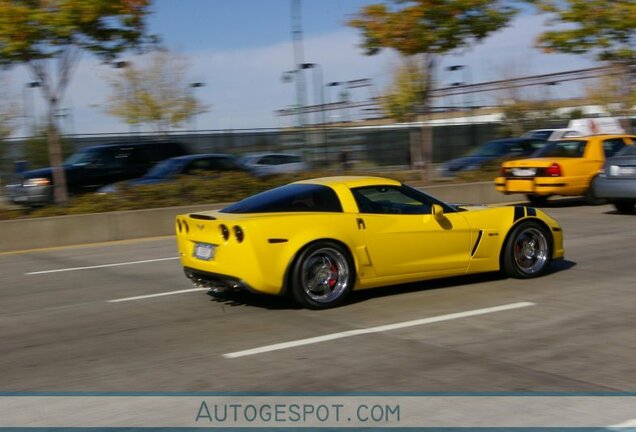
[530,0,636,130]
[530,0,636,63]
[0,0,154,204]
[584,63,636,122]
[348,0,517,176]
[105,50,209,132]
[381,58,427,123]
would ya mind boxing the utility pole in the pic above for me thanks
[291,0,307,131]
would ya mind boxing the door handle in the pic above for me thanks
[356,218,365,230]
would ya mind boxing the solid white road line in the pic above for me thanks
[25,257,179,275]
[107,288,209,303]
[223,302,536,359]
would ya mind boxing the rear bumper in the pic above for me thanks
[592,176,636,199]
[495,177,570,196]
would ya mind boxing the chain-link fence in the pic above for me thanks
[4,118,628,186]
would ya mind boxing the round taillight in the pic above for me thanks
[220,224,230,241]
[233,225,244,243]
[545,163,562,177]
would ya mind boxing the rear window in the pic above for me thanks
[534,140,587,158]
[221,184,342,213]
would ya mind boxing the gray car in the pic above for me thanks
[592,145,636,213]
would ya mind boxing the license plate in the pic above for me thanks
[512,168,536,177]
[193,243,216,261]
[619,166,636,176]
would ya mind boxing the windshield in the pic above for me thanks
[143,158,185,178]
[64,148,99,166]
[533,140,586,158]
[469,141,509,157]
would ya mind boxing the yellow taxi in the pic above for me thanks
[495,134,635,205]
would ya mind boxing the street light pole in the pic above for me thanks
[189,82,205,131]
[447,65,474,147]
[300,63,326,158]
[22,81,41,137]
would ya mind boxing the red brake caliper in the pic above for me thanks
[328,263,338,288]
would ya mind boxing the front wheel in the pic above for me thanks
[613,201,635,213]
[502,221,552,279]
[290,241,355,309]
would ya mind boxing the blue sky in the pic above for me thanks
[9,0,600,136]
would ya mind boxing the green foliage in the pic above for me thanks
[530,0,636,62]
[0,170,429,220]
[497,98,560,136]
[348,0,517,57]
[584,63,636,117]
[0,0,153,64]
[381,59,426,122]
[0,0,155,204]
[105,50,209,132]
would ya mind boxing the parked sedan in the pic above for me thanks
[441,137,547,177]
[99,154,248,193]
[239,152,308,177]
[591,145,636,213]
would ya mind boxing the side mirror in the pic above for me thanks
[432,204,444,221]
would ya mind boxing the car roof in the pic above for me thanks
[557,134,636,141]
[295,176,401,188]
[242,152,302,157]
[167,153,235,162]
[81,141,183,151]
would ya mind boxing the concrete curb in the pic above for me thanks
[0,182,524,253]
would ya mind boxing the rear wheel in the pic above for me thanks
[290,241,354,309]
[502,221,552,279]
[526,194,548,206]
[613,201,635,213]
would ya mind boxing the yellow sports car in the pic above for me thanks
[176,176,564,309]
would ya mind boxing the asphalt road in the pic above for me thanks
[2,200,636,392]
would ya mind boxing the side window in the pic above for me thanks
[352,186,433,215]
[260,155,277,165]
[183,159,211,174]
[94,147,134,169]
[603,138,626,157]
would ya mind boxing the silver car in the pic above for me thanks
[592,145,636,213]
[239,153,308,177]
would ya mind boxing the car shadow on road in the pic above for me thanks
[204,259,576,310]
[346,260,576,306]
[206,289,301,310]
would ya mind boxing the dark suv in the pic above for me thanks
[5,141,189,206]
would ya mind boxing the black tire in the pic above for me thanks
[614,201,635,213]
[526,194,548,206]
[502,221,552,279]
[290,241,355,309]
[584,179,606,205]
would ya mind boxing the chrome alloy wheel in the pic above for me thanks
[300,247,350,304]
[513,226,549,275]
